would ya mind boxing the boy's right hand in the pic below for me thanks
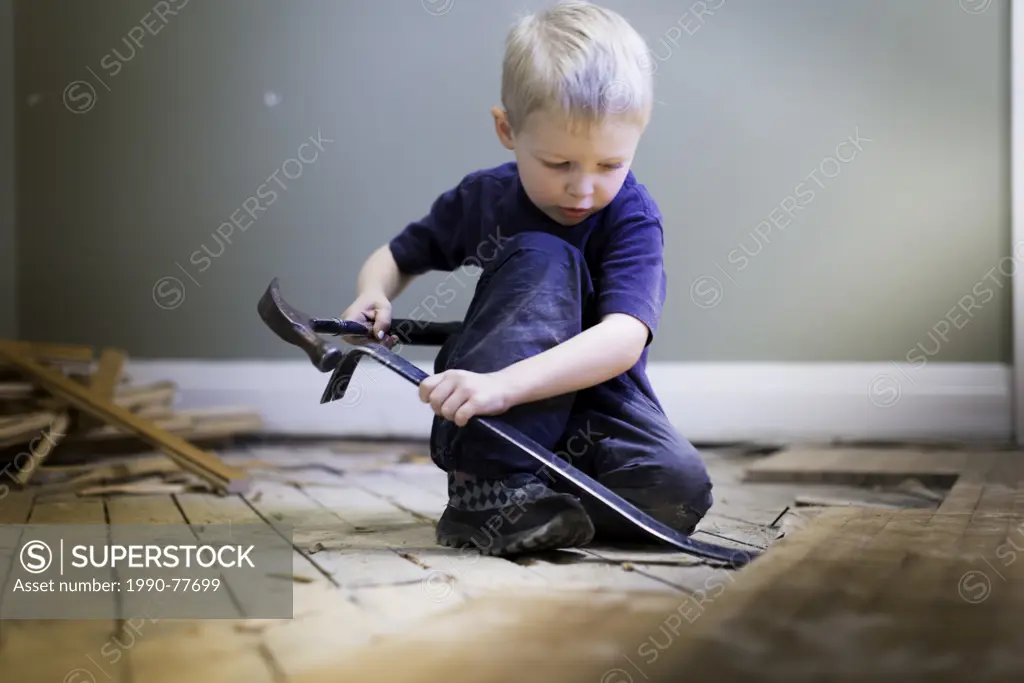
[341,291,399,348]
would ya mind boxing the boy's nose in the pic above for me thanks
[566,175,595,199]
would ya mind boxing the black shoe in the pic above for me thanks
[436,471,595,556]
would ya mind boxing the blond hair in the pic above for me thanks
[500,0,653,134]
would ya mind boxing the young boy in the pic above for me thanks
[342,0,712,555]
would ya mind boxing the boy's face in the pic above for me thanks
[492,107,644,226]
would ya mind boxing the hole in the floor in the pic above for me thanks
[740,445,786,457]
[692,442,786,457]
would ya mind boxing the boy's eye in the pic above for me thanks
[543,161,623,170]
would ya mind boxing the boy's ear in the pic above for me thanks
[491,106,516,150]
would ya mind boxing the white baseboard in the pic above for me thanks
[122,360,1012,444]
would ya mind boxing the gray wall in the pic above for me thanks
[0,0,14,339]
[14,0,1010,363]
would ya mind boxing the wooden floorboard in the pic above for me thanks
[105,494,276,683]
[0,496,127,683]
[302,481,552,596]
[625,452,1024,682]
[178,492,377,681]
[343,469,449,522]
[7,443,1022,681]
[281,447,1024,682]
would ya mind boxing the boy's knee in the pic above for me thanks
[487,231,584,272]
[663,448,714,517]
[505,230,579,253]
[477,231,593,310]
[616,447,714,534]
[647,458,712,532]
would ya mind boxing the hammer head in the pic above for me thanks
[257,277,344,372]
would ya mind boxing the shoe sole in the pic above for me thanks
[436,506,595,556]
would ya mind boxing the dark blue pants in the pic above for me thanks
[429,232,713,538]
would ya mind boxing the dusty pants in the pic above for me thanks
[428,231,713,539]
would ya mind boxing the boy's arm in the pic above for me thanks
[388,177,474,277]
[355,244,417,301]
[341,244,419,340]
[494,312,650,406]
[360,172,477,301]
[347,174,474,335]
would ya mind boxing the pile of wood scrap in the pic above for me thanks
[24,454,272,497]
[0,340,261,493]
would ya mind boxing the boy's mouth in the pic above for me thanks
[559,207,591,219]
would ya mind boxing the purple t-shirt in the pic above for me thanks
[388,161,666,409]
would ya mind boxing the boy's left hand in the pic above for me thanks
[418,370,514,427]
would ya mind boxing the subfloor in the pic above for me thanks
[0,442,1018,682]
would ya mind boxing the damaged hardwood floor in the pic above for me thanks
[0,443,949,682]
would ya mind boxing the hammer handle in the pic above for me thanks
[310,317,461,346]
